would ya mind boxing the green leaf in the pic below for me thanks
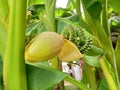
[98,78,109,90]
[84,55,100,68]
[85,45,105,56]
[55,8,73,17]
[26,22,41,36]
[101,0,109,36]
[115,35,120,81]
[28,4,45,15]
[80,70,88,85]
[109,0,120,13]
[26,63,90,90]
[57,14,79,33]
[82,0,98,9]
[87,1,102,19]
[28,0,44,6]
[82,0,102,19]
[26,64,67,90]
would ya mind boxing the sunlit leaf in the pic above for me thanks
[84,55,100,68]
[55,8,73,17]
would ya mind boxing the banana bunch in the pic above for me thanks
[25,32,83,62]
[61,25,92,53]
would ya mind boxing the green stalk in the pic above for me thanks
[44,0,58,70]
[51,56,59,69]
[0,19,7,57]
[45,0,64,89]
[3,0,27,90]
[58,60,65,90]
[84,63,97,90]
[44,0,56,32]
[109,39,120,89]
[75,0,82,26]
[65,76,91,90]
[99,57,118,90]
[101,0,109,36]
[115,36,120,82]
[101,0,120,87]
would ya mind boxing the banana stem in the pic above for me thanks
[45,0,64,89]
[110,40,120,89]
[75,0,82,26]
[51,57,59,69]
[84,63,97,90]
[65,76,91,90]
[44,0,58,69]
[44,0,56,32]
[99,57,118,90]
[3,0,27,90]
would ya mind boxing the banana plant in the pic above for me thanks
[0,0,120,90]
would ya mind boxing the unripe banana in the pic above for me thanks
[25,32,64,62]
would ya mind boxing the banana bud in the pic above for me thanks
[25,32,64,62]
[58,39,83,62]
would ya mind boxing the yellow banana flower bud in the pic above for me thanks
[59,39,83,62]
[25,32,64,62]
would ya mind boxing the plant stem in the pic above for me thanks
[58,60,65,90]
[65,76,91,90]
[75,0,82,26]
[3,0,27,90]
[99,57,118,90]
[109,39,120,89]
[44,0,56,32]
[101,0,120,87]
[51,56,59,69]
[84,63,97,90]
[0,18,7,57]
[44,0,58,69]
[45,1,65,90]
[101,0,109,36]
[115,36,120,82]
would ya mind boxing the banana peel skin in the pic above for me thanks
[25,31,83,62]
